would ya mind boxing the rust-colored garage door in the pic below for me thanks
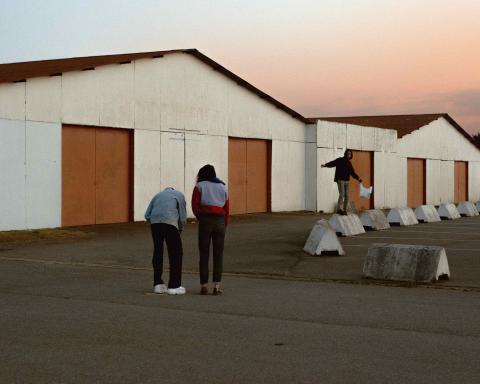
[62,125,132,226]
[454,161,468,203]
[228,138,271,214]
[349,150,373,211]
[407,158,426,208]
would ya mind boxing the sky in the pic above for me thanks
[1,0,479,134]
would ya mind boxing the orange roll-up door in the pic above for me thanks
[454,161,468,203]
[349,150,374,211]
[407,158,426,208]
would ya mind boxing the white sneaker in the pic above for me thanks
[167,286,186,295]
[153,284,168,294]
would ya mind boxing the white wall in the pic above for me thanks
[25,121,61,229]
[0,118,61,230]
[426,159,454,205]
[0,82,25,120]
[0,52,313,229]
[0,119,26,230]
[133,130,161,221]
[271,141,307,212]
[26,76,62,122]
[469,162,480,202]
[397,117,480,161]
[398,117,480,204]
[316,120,399,212]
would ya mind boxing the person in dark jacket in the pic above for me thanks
[321,149,362,215]
[192,165,229,296]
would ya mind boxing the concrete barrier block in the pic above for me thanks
[363,243,450,283]
[360,209,390,230]
[457,201,479,217]
[304,219,345,256]
[329,213,366,236]
[387,207,419,226]
[414,205,441,223]
[437,203,461,220]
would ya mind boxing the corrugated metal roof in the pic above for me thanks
[0,48,306,122]
[312,113,479,149]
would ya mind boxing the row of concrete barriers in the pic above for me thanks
[303,201,480,283]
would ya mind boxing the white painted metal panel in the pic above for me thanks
[26,77,62,122]
[97,63,135,128]
[374,128,386,152]
[160,131,185,193]
[426,159,441,205]
[25,121,61,229]
[469,161,480,202]
[62,70,100,126]
[159,55,189,133]
[133,130,161,221]
[316,121,334,148]
[134,58,164,130]
[385,155,407,208]
[0,119,26,230]
[373,152,386,208]
[305,124,317,144]
[0,83,26,120]
[271,141,289,212]
[184,133,228,217]
[271,141,306,212]
[305,142,317,211]
[385,129,397,152]
[440,161,454,203]
[316,147,342,212]
[346,124,362,150]
[332,123,347,150]
[397,118,480,161]
[361,126,376,151]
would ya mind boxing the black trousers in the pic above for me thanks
[151,223,183,288]
[198,215,226,285]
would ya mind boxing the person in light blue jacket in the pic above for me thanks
[145,187,187,295]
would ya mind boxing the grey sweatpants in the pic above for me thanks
[337,180,350,212]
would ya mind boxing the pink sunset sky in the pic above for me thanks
[1,0,479,134]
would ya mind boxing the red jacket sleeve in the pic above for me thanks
[192,186,201,218]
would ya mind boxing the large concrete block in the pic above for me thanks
[437,203,461,220]
[414,205,441,223]
[387,207,419,226]
[457,201,479,217]
[363,243,450,283]
[360,209,390,230]
[304,220,345,256]
[329,213,365,236]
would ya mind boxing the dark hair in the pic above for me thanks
[344,149,353,158]
[197,164,216,182]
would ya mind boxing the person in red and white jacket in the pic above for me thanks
[192,164,229,295]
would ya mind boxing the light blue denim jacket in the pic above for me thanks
[144,188,187,231]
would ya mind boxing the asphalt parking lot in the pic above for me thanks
[1,212,480,289]
[1,212,480,383]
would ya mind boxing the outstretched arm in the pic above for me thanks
[321,159,338,168]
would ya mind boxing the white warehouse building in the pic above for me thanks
[0,49,479,231]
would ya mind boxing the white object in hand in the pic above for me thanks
[359,183,373,199]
